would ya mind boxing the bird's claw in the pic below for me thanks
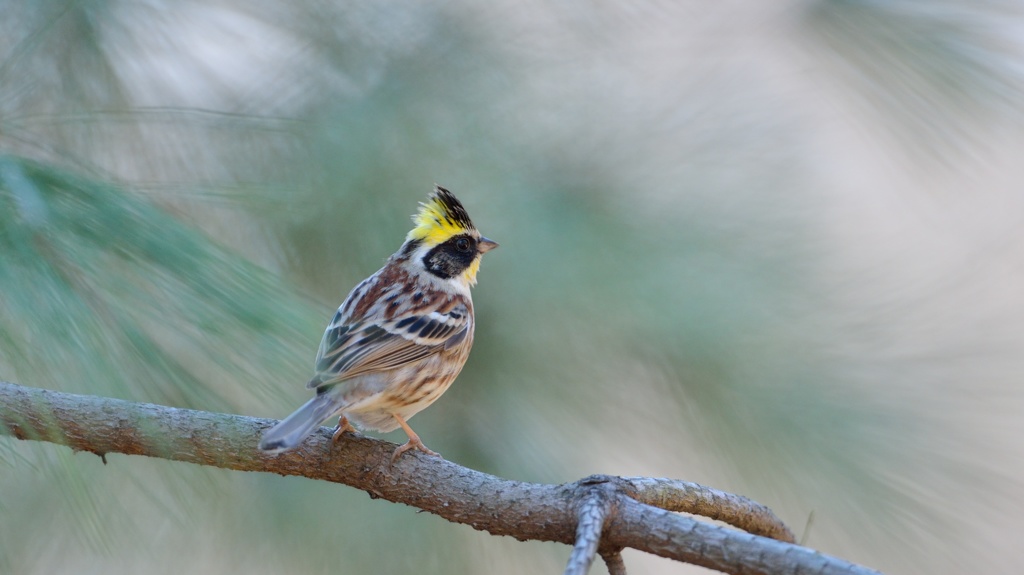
[331,416,357,444]
[390,438,440,463]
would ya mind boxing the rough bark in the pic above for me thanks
[0,381,882,575]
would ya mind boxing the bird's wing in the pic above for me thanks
[309,297,471,388]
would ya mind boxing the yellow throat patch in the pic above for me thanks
[462,258,482,286]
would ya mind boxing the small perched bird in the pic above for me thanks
[259,185,497,460]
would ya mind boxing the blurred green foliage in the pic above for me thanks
[2,1,1023,574]
[0,156,315,409]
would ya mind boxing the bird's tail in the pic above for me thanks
[259,391,346,453]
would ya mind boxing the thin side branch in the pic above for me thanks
[600,550,628,575]
[608,500,881,575]
[564,480,613,575]
[0,381,882,575]
[621,477,796,543]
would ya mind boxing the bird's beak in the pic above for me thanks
[478,237,499,253]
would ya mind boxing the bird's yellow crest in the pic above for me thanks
[407,186,477,246]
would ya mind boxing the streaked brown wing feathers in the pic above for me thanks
[310,295,471,388]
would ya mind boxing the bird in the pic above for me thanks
[258,185,498,461]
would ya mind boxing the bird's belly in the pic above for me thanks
[340,352,466,432]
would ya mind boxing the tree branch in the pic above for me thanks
[564,479,613,575]
[0,381,882,575]
[621,476,796,543]
[600,549,628,575]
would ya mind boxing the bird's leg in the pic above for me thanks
[390,413,440,462]
[331,415,356,443]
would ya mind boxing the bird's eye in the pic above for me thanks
[455,237,472,252]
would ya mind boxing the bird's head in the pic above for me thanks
[404,185,498,287]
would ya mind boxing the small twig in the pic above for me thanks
[800,510,816,546]
[621,476,795,543]
[600,549,628,575]
[564,480,613,575]
[608,500,882,575]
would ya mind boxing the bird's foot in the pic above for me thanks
[331,416,357,443]
[390,437,440,463]
[389,413,441,463]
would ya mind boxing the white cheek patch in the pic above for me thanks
[410,243,435,265]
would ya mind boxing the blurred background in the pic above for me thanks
[1,1,1023,573]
